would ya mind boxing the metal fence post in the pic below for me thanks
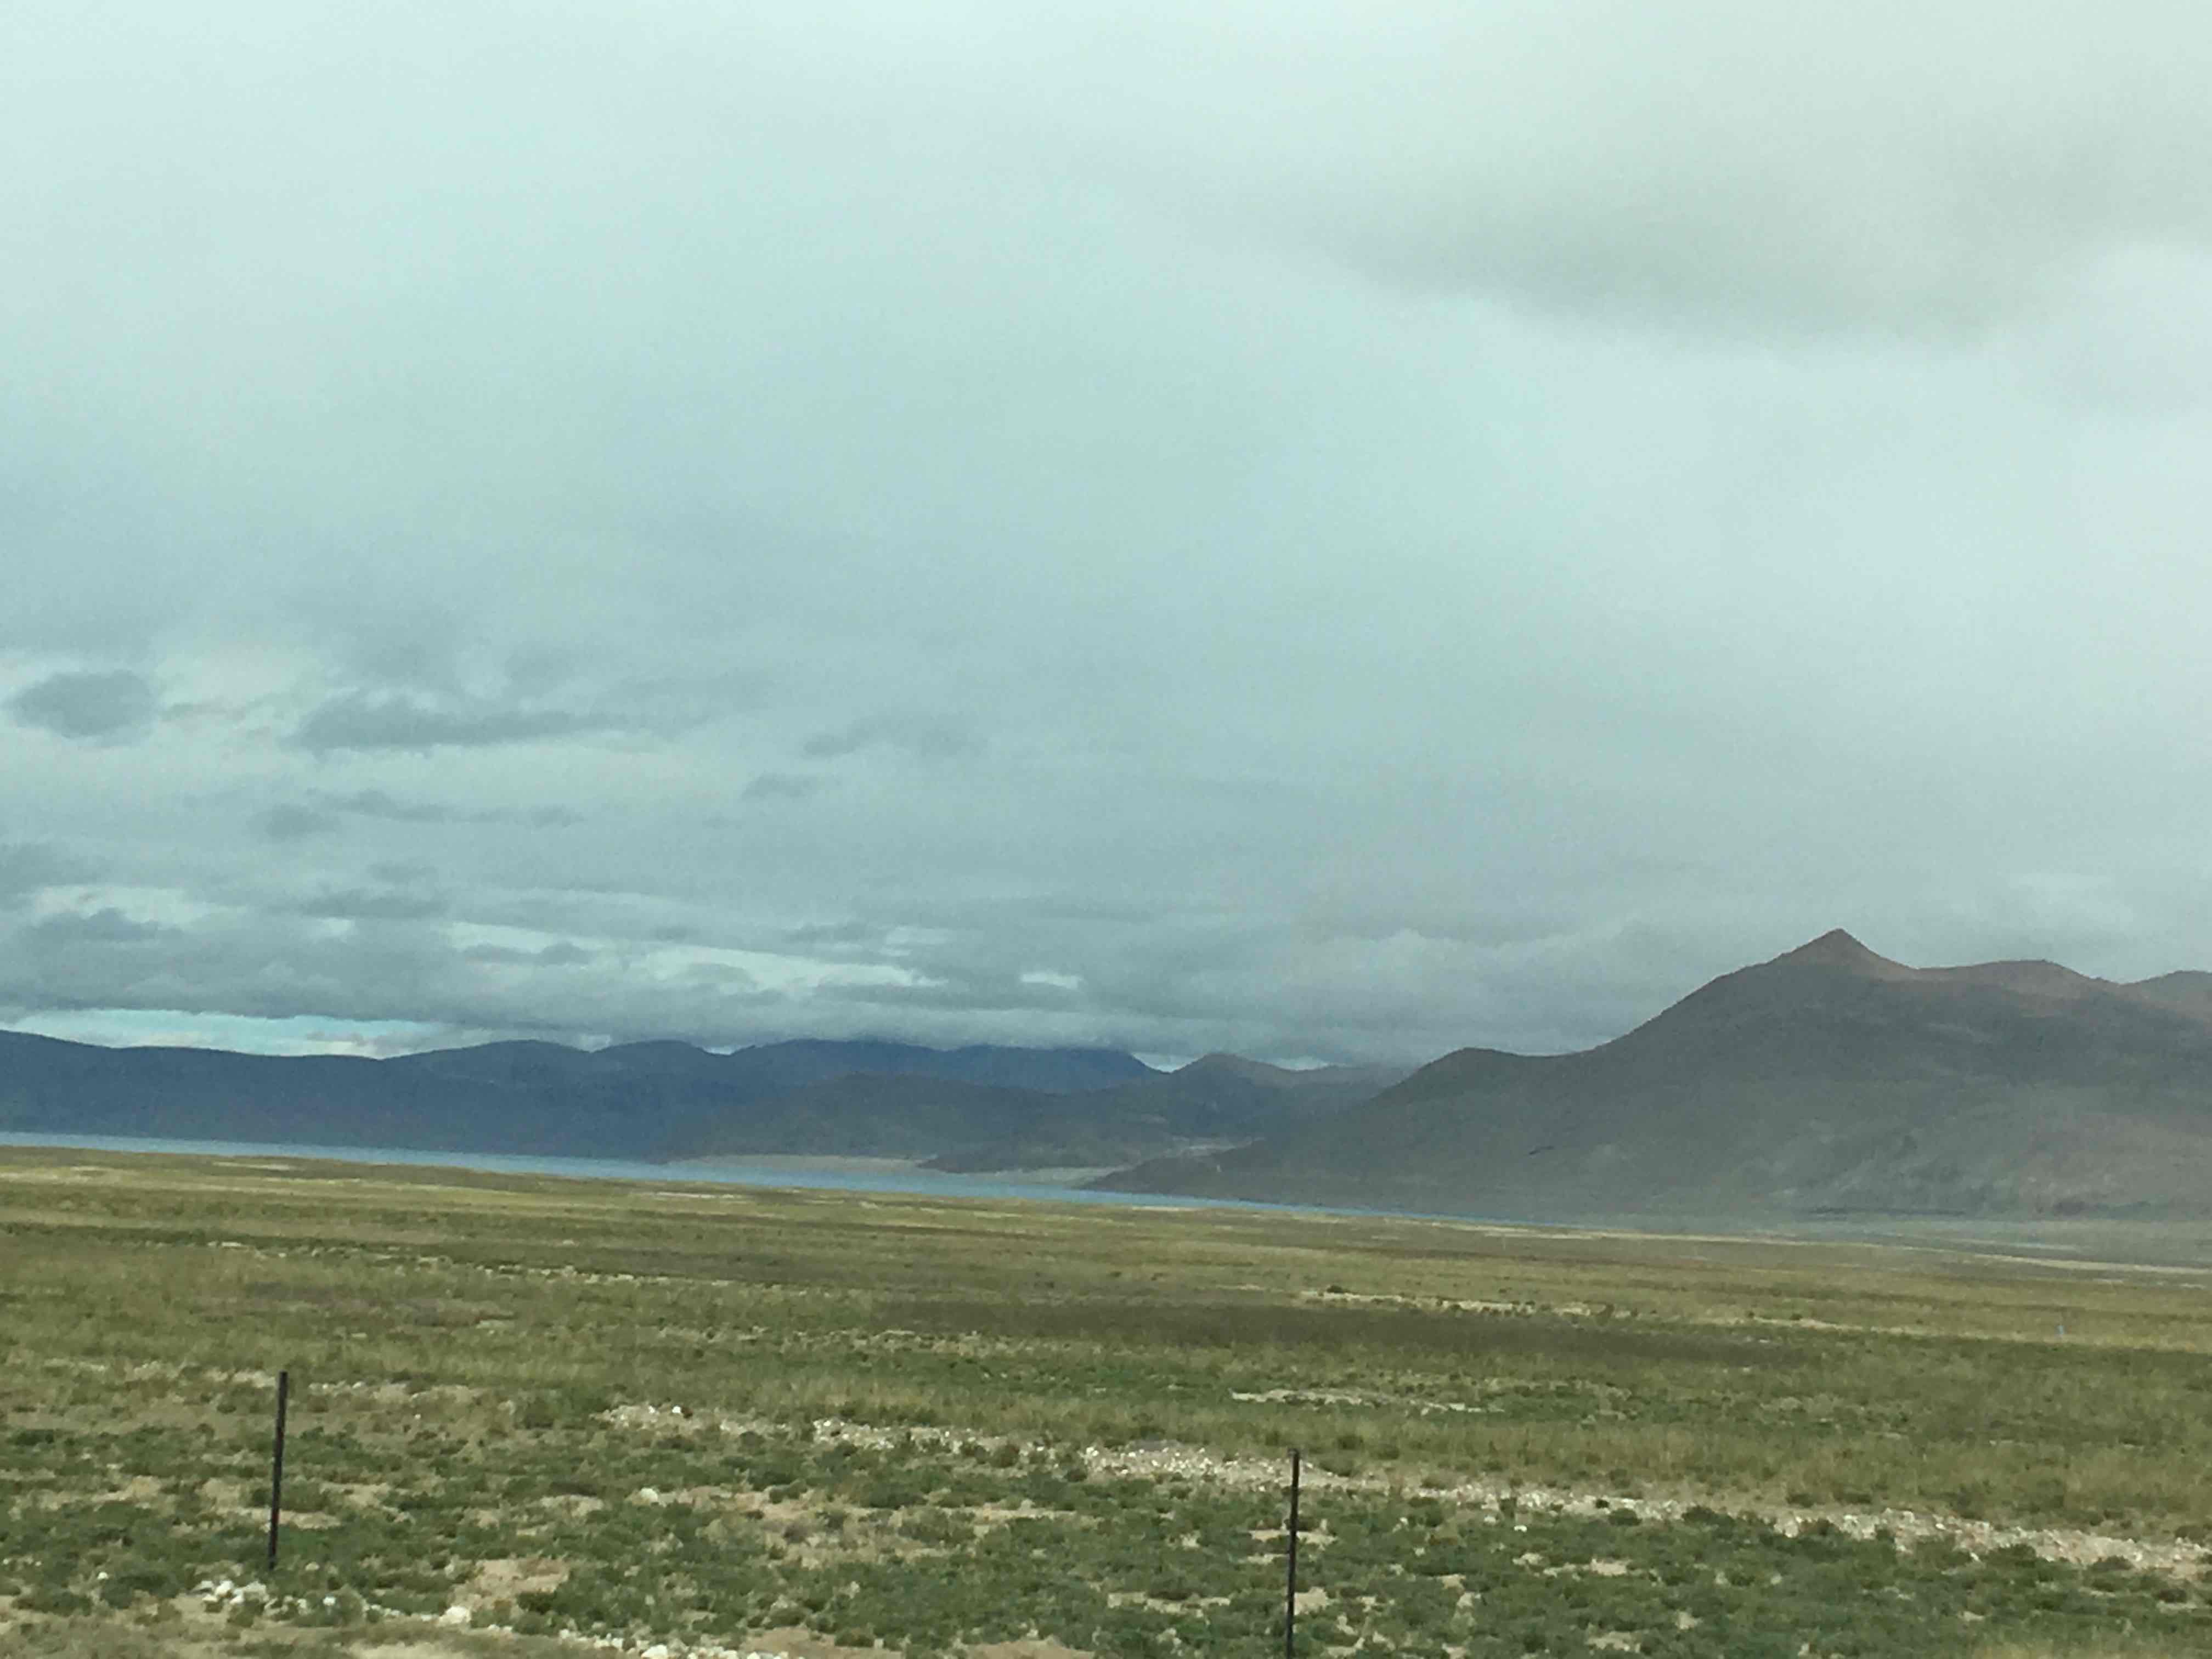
[1285,1447,1301,1659]
[266,1369,289,1571]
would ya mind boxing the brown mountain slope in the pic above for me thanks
[1097,931,2212,1220]
[916,1053,1412,1172]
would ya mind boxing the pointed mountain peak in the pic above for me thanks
[1770,929,1912,975]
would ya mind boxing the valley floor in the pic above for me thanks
[5,1145,2212,1657]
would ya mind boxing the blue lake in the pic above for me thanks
[0,1130,1272,1212]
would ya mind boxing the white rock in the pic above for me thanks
[439,1605,472,1627]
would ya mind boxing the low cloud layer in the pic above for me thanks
[4,4,2211,1064]
[290,694,610,755]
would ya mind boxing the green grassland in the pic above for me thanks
[6,1146,2212,1657]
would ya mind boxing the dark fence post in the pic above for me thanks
[1284,1447,1301,1659]
[266,1369,289,1571]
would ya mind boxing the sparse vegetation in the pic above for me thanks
[6,1144,2212,1655]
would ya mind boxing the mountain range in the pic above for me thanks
[15,929,2212,1219]
[1100,930,2212,1219]
[0,1028,1405,1169]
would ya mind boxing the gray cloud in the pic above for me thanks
[25,907,170,947]
[297,887,449,923]
[783,919,881,949]
[291,693,605,755]
[741,773,829,803]
[308,790,584,829]
[8,670,156,741]
[943,2,2212,336]
[460,939,595,967]
[257,805,342,842]
[322,790,457,825]
[0,840,93,904]
[800,716,980,763]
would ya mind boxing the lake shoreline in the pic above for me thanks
[0,1130,1211,1212]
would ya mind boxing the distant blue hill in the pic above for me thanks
[0,1032,1152,1163]
[0,1031,1405,1169]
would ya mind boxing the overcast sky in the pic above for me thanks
[6,2,2212,1065]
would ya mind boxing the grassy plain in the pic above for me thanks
[6,1146,2212,1657]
